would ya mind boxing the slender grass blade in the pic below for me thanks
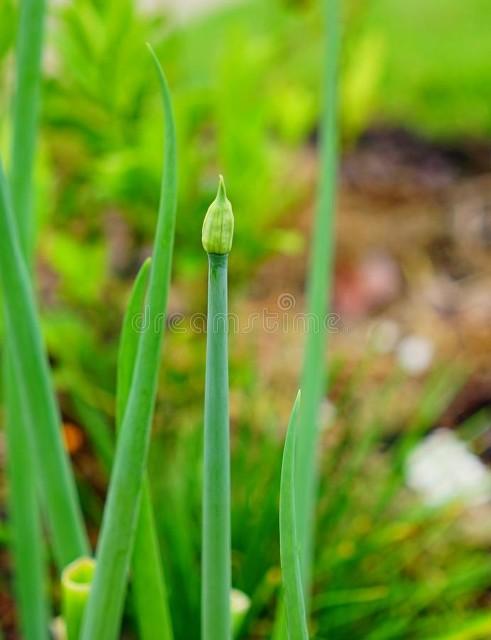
[295,0,341,598]
[10,0,45,255]
[0,162,89,568]
[117,257,174,640]
[5,0,50,636]
[116,257,151,429]
[4,362,48,640]
[81,46,178,640]
[280,392,308,640]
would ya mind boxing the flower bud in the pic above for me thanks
[202,175,234,255]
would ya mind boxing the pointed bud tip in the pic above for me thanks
[216,174,227,204]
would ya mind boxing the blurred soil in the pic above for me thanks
[247,126,491,425]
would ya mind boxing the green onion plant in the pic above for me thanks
[0,1,348,638]
[201,176,234,640]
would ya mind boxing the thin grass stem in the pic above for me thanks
[4,0,50,636]
[295,0,341,601]
[0,163,88,568]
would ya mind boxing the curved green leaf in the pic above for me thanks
[81,46,178,640]
[5,0,51,637]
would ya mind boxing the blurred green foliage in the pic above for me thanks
[366,0,491,137]
[2,0,490,293]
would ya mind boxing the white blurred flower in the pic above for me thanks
[231,589,250,636]
[50,617,66,640]
[406,429,491,507]
[397,335,434,375]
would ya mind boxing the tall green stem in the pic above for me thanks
[295,0,341,601]
[202,252,232,640]
[5,1,49,636]
[0,161,89,568]
[10,0,45,255]
[4,361,48,640]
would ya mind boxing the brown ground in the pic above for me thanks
[246,127,491,424]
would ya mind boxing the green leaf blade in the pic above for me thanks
[81,47,178,640]
[10,0,46,255]
[280,392,309,640]
[5,365,49,640]
[5,0,51,637]
[116,256,174,640]
[0,162,89,569]
[116,257,151,429]
[295,0,341,599]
